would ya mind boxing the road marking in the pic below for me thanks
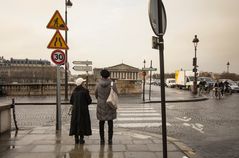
[183,123,204,134]
[118,107,154,110]
[192,124,204,134]
[115,122,172,128]
[117,117,161,121]
[119,113,160,116]
[183,123,191,127]
[118,110,157,113]
[176,116,192,122]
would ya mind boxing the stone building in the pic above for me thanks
[93,63,142,94]
[0,56,66,84]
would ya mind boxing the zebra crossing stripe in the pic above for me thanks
[118,107,154,110]
[117,117,161,121]
[118,110,157,113]
[114,104,165,127]
[119,113,160,116]
[115,122,172,128]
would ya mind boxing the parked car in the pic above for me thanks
[235,81,239,86]
[219,79,239,93]
[165,78,176,88]
[152,79,161,86]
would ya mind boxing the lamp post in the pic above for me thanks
[192,35,199,95]
[149,60,152,100]
[227,62,230,73]
[142,59,146,102]
[64,0,73,101]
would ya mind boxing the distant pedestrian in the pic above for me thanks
[224,80,230,93]
[198,80,206,95]
[69,78,92,144]
[95,69,118,145]
[219,81,224,96]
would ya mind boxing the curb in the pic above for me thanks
[143,97,208,104]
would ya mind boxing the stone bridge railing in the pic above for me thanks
[0,80,142,96]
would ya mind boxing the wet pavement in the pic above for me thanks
[0,87,207,158]
[0,125,194,158]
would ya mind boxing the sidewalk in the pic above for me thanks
[0,124,197,158]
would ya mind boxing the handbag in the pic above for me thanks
[106,82,118,109]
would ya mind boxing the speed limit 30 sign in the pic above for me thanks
[51,49,66,65]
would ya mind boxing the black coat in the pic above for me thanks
[69,85,92,136]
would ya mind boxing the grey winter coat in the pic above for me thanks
[95,78,118,121]
[69,85,92,136]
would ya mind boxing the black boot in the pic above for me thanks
[79,135,85,144]
[75,135,79,144]
[99,121,105,145]
[108,120,113,145]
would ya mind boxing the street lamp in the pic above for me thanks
[142,59,146,101]
[192,35,199,95]
[227,62,230,73]
[64,0,73,101]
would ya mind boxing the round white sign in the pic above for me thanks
[51,50,65,65]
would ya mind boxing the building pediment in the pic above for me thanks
[107,63,140,72]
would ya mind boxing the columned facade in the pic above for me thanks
[93,63,142,94]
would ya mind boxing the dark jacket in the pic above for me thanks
[69,85,92,136]
[95,78,118,121]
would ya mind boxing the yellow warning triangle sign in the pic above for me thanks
[47,10,68,30]
[47,30,69,50]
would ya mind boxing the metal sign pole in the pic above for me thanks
[56,65,62,131]
[158,0,167,157]
[143,72,146,102]
[86,61,89,88]
[149,0,167,157]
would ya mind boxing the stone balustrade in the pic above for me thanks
[0,104,11,134]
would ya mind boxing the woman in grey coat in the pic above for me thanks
[95,69,118,145]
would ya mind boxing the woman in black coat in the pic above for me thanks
[70,78,92,144]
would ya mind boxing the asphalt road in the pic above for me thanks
[141,85,239,158]
[165,92,239,158]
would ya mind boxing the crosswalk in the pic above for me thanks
[114,104,171,128]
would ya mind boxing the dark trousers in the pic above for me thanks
[75,134,84,141]
[99,120,113,141]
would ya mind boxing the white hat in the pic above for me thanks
[75,78,86,86]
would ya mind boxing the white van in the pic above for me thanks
[165,78,176,88]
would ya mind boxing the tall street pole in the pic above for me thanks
[149,60,152,100]
[56,65,62,131]
[192,35,199,95]
[157,0,167,158]
[64,0,68,101]
[143,59,146,102]
[64,0,73,101]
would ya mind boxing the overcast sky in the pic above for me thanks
[0,0,238,74]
